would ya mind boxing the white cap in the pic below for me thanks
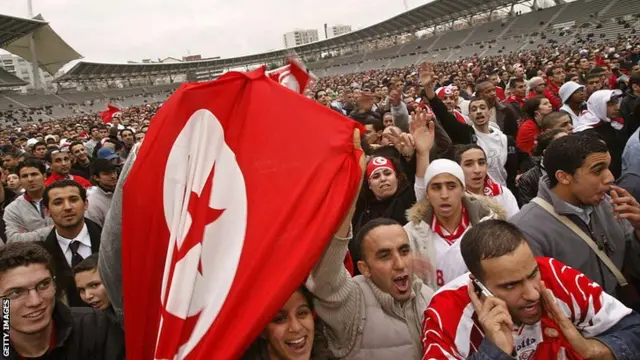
[424,159,465,189]
[559,81,584,104]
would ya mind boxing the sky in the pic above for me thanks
[1,0,433,64]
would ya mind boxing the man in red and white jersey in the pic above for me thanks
[422,220,640,360]
[406,159,506,290]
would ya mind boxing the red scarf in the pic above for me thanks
[431,205,470,245]
[482,176,503,197]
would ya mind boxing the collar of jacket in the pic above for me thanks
[51,299,73,350]
[95,183,114,195]
[406,193,507,225]
[537,175,595,218]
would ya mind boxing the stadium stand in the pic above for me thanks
[0,0,638,120]
[0,68,27,88]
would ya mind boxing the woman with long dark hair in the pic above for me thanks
[242,286,331,360]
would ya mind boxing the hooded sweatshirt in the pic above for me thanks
[574,90,623,132]
[574,89,626,178]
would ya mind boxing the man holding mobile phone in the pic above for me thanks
[422,220,640,359]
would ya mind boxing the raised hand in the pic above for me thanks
[540,281,613,359]
[418,62,435,87]
[468,282,514,355]
[410,107,435,156]
[609,185,640,229]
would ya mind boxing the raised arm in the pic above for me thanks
[418,62,474,145]
[306,129,366,356]
[410,107,436,202]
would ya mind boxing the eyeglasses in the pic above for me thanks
[1,277,56,301]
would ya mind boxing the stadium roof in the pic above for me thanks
[1,14,82,75]
[0,14,47,47]
[57,0,521,82]
[0,67,27,88]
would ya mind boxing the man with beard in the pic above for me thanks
[422,220,640,359]
[70,142,92,180]
[119,129,136,161]
[45,150,92,189]
[510,135,640,303]
[307,131,434,359]
[42,180,102,307]
[85,159,118,227]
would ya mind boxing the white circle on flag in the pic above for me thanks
[372,157,388,166]
[278,70,300,93]
[160,108,248,357]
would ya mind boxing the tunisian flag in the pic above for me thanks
[266,58,316,93]
[99,104,120,123]
[122,67,363,359]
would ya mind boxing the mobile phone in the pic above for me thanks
[472,279,494,298]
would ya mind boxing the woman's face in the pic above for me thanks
[537,98,553,118]
[368,168,399,201]
[6,174,20,190]
[265,290,314,360]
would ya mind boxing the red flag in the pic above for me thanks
[267,58,316,93]
[122,66,363,360]
[99,104,120,123]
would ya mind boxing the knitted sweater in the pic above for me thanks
[307,230,434,359]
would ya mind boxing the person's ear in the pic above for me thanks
[358,260,371,278]
[556,170,572,186]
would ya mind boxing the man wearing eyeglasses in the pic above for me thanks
[0,242,124,359]
[44,150,92,189]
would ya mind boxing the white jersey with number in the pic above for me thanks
[433,230,471,288]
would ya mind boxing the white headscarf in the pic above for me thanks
[573,89,623,132]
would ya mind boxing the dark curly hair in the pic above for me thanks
[241,286,331,360]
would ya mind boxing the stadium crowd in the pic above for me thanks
[0,28,639,360]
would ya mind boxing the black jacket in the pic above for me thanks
[620,91,640,139]
[428,95,523,194]
[42,219,102,308]
[581,124,626,179]
[517,163,545,205]
[3,300,125,360]
[350,149,417,275]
